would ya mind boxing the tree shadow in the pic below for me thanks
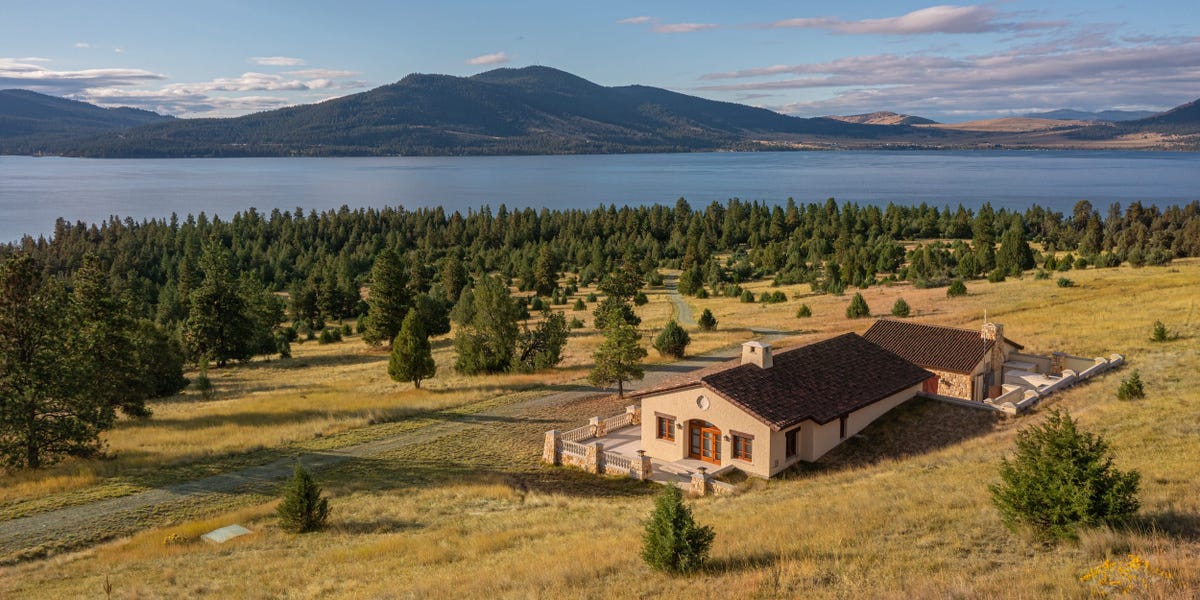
[232,350,383,371]
[1126,510,1200,542]
[704,549,781,573]
[333,517,422,536]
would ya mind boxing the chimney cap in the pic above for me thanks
[743,340,771,349]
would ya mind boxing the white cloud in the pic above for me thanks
[0,57,166,94]
[282,68,361,79]
[466,51,511,66]
[768,5,1063,35]
[74,42,92,49]
[617,16,653,25]
[652,23,719,34]
[249,56,306,66]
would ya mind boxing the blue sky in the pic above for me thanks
[2,1,1197,121]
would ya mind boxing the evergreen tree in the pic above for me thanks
[412,293,451,337]
[532,245,558,297]
[74,254,153,417]
[572,298,586,311]
[891,297,911,318]
[449,286,475,325]
[642,485,715,574]
[183,243,257,366]
[996,216,1036,276]
[440,254,470,305]
[796,303,812,318]
[947,279,968,297]
[588,320,647,397]
[514,310,569,372]
[593,296,641,331]
[846,293,871,319]
[697,308,718,331]
[990,409,1140,541]
[389,309,436,389]
[653,320,691,358]
[1116,370,1145,401]
[1150,320,1173,342]
[453,275,521,374]
[0,255,111,469]
[597,267,644,302]
[277,463,331,534]
[361,249,411,346]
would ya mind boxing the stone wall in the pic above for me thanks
[930,368,973,400]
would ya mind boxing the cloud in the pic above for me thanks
[466,52,511,66]
[74,42,92,49]
[695,41,1200,117]
[652,23,719,34]
[617,16,653,25]
[249,56,306,66]
[0,57,166,94]
[768,5,1063,35]
[282,68,361,79]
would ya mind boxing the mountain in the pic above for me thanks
[826,111,937,126]
[31,66,911,157]
[0,89,171,152]
[1023,108,1159,122]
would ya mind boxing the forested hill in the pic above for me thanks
[32,66,910,157]
[0,89,171,153]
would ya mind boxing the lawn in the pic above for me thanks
[2,260,1198,598]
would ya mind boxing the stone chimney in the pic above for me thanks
[741,341,773,369]
[981,322,1007,387]
[981,322,1004,343]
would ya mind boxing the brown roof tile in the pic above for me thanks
[699,333,932,430]
[862,319,1022,375]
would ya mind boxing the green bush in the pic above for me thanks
[586,292,598,302]
[1056,277,1074,288]
[340,323,352,336]
[277,464,331,534]
[572,298,586,311]
[530,297,546,311]
[1034,270,1051,280]
[740,290,755,303]
[697,308,718,331]
[568,317,585,329]
[1117,370,1145,401]
[642,485,715,574]
[845,293,870,319]
[653,320,691,359]
[193,356,214,400]
[796,304,812,318]
[990,409,1140,541]
[695,288,709,299]
[947,279,968,297]
[633,291,649,306]
[891,297,911,318]
[1150,320,1174,342]
[317,328,342,344]
[987,268,1007,283]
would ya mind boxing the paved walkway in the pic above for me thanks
[0,328,783,563]
[662,275,696,327]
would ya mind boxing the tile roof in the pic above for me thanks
[698,333,932,430]
[862,319,1022,375]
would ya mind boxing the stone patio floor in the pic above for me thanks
[596,426,738,486]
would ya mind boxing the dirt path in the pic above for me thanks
[663,275,696,327]
[0,330,782,564]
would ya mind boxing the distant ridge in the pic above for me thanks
[1023,108,1159,122]
[0,89,171,152]
[826,111,937,126]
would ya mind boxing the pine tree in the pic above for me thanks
[182,243,257,366]
[532,245,558,297]
[1150,320,1172,342]
[588,320,647,397]
[947,280,968,297]
[990,409,1140,541]
[796,303,812,318]
[846,293,871,319]
[697,308,718,331]
[653,320,691,358]
[453,275,521,374]
[389,309,436,389]
[514,310,569,372]
[891,297,911,318]
[361,249,411,346]
[642,485,715,574]
[276,463,331,533]
[1116,370,1145,401]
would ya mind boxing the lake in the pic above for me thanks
[2,150,1198,243]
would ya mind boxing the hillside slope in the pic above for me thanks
[0,90,170,152]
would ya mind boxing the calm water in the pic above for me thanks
[1,150,1198,243]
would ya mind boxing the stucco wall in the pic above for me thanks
[639,385,775,478]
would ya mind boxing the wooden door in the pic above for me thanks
[923,376,939,394]
[689,421,722,465]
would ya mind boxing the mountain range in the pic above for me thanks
[1022,108,1159,122]
[1,66,1197,156]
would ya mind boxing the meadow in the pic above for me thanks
[1,260,1198,598]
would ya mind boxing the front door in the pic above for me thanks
[688,420,722,465]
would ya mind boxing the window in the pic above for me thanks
[785,427,799,458]
[656,416,675,441]
[732,434,753,461]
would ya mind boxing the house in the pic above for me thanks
[863,319,1022,402]
[631,334,932,478]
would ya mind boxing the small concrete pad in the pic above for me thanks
[201,524,253,544]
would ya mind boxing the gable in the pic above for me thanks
[863,319,1020,374]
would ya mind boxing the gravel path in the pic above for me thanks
[663,275,696,327]
[0,329,782,563]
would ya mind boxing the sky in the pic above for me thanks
[1,1,1197,122]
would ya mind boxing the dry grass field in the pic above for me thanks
[2,260,1198,598]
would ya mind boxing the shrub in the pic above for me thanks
[530,296,546,311]
[845,293,870,319]
[633,291,649,306]
[653,320,691,359]
[572,298,586,311]
[1034,270,1051,280]
[568,317,585,329]
[891,297,911,318]
[277,464,331,533]
[193,356,214,400]
[1117,370,1145,401]
[340,323,352,336]
[1150,320,1174,342]
[318,328,342,344]
[1056,277,1074,288]
[355,314,366,334]
[642,485,715,574]
[990,409,1140,541]
[1080,554,1173,597]
[796,304,812,318]
[1074,257,1089,270]
[947,280,968,297]
[739,290,755,303]
[987,268,1007,283]
[695,288,709,299]
[586,292,598,302]
[697,308,717,331]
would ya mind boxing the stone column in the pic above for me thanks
[626,404,641,426]
[633,450,652,481]
[690,466,711,496]
[585,442,603,474]
[542,430,561,465]
[590,416,606,438]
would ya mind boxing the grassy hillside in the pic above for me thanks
[2,260,1197,598]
